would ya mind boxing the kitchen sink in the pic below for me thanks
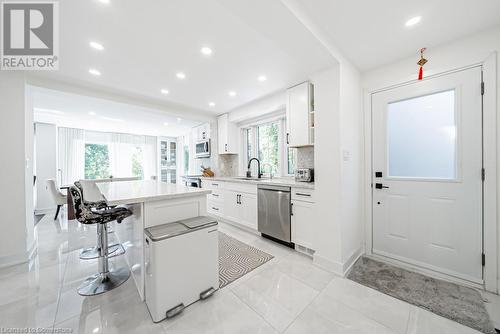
[233,177,263,181]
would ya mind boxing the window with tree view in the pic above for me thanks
[85,144,110,179]
[244,118,294,176]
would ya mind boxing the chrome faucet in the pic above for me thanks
[247,158,263,178]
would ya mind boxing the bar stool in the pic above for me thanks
[74,181,123,260]
[69,185,133,296]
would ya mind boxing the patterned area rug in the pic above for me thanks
[219,232,273,288]
[347,257,496,334]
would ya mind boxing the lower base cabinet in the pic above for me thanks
[224,190,257,230]
[291,199,314,249]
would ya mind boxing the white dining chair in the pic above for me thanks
[46,179,67,220]
[79,179,107,203]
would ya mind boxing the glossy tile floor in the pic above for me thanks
[1,210,498,334]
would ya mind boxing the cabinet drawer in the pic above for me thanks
[207,200,224,216]
[291,188,315,202]
[225,182,257,195]
[208,189,224,201]
[202,180,225,190]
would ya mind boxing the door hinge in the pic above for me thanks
[481,168,486,181]
[482,253,486,266]
[481,81,485,96]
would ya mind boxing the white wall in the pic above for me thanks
[34,123,58,214]
[362,25,500,291]
[311,63,363,274]
[0,72,35,267]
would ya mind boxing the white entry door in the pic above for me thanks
[372,66,483,283]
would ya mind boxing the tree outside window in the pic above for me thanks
[257,122,279,175]
[85,144,110,179]
[131,146,144,179]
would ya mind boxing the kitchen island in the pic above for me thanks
[97,180,211,300]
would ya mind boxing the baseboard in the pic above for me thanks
[0,239,37,269]
[313,253,344,275]
[35,207,55,215]
[341,247,363,275]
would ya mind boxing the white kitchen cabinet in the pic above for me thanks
[217,113,238,154]
[291,199,314,249]
[193,123,210,141]
[286,82,314,147]
[223,190,257,230]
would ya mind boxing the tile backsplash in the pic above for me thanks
[216,154,239,177]
[296,146,314,169]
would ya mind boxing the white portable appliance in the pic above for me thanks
[144,216,219,322]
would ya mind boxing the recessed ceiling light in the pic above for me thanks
[88,111,96,116]
[200,47,213,56]
[161,89,169,95]
[258,75,267,82]
[89,41,104,51]
[405,16,422,27]
[89,68,101,76]
[97,0,110,4]
[177,117,182,122]
[163,122,169,126]
[228,91,236,97]
[208,102,215,107]
[176,72,186,79]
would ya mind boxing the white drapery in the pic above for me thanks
[58,127,157,184]
[58,127,85,185]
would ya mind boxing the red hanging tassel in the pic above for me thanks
[417,48,427,81]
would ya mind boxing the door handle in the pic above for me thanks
[290,202,294,216]
[375,183,389,189]
[286,133,290,145]
[225,144,228,152]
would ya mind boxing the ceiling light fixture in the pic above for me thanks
[177,117,182,122]
[161,89,169,95]
[258,75,267,82]
[88,111,96,116]
[405,16,422,27]
[228,91,236,97]
[163,122,169,126]
[89,68,101,76]
[89,41,104,51]
[176,72,186,79]
[200,47,213,56]
[208,102,215,107]
[97,0,110,4]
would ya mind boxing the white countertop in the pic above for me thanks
[200,176,315,189]
[97,180,211,205]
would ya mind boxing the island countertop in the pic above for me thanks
[97,180,211,206]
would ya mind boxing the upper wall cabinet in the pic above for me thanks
[194,123,210,141]
[217,113,238,154]
[286,82,314,147]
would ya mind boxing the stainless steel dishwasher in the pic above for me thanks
[257,184,292,246]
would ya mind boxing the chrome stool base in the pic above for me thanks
[79,243,124,260]
[77,267,130,296]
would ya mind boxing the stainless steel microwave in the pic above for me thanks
[195,139,211,158]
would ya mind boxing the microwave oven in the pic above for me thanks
[195,139,211,158]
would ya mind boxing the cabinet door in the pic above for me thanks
[217,114,228,154]
[223,190,240,222]
[291,200,314,249]
[217,113,238,154]
[238,193,257,230]
[286,82,311,147]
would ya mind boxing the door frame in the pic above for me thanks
[363,53,498,293]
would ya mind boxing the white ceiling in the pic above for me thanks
[32,0,500,116]
[32,87,200,137]
[293,0,500,71]
[33,0,335,114]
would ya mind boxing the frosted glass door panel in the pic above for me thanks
[387,90,456,179]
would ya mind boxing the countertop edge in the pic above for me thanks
[200,177,315,189]
[103,189,212,206]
